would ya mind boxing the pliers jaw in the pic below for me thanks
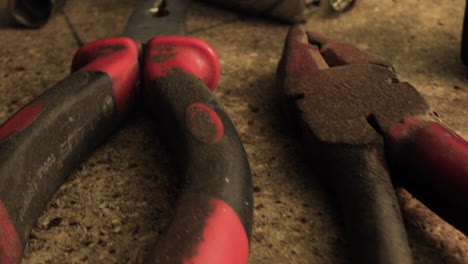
[305,30,393,69]
[276,25,434,264]
[278,25,431,145]
[278,25,393,77]
[277,25,468,263]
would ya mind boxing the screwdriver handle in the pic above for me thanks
[0,37,140,264]
[386,115,468,233]
[143,36,252,264]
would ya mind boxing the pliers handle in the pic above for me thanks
[278,25,468,264]
[386,116,468,233]
[0,36,252,264]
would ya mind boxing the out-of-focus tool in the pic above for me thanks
[7,0,66,28]
[201,0,355,23]
[329,0,355,11]
[0,0,253,263]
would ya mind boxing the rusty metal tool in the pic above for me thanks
[277,25,468,263]
[0,0,252,263]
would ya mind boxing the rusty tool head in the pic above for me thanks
[277,25,432,146]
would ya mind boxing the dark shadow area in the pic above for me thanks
[0,0,18,29]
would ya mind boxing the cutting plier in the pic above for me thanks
[0,1,253,263]
[277,25,468,264]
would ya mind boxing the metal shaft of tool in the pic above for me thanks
[320,145,413,264]
[122,0,186,43]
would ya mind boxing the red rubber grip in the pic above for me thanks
[186,103,224,144]
[183,196,249,263]
[386,115,468,230]
[146,194,249,263]
[0,201,22,264]
[144,36,220,92]
[0,101,44,143]
[71,37,141,119]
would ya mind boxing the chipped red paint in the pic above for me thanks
[0,201,22,264]
[186,103,224,144]
[71,37,141,119]
[145,36,220,91]
[0,101,44,142]
[387,115,468,211]
[184,197,249,264]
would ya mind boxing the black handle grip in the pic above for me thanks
[0,71,120,261]
[0,36,139,263]
[318,145,413,264]
[144,71,253,264]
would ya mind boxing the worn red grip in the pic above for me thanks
[0,37,141,264]
[71,37,141,118]
[145,195,249,264]
[386,115,468,232]
[185,197,249,264]
[144,36,220,91]
[0,201,22,264]
[143,67,252,263]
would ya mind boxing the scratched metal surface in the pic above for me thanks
[0,0,467,263]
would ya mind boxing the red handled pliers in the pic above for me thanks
[0,1,253,263]
[278,25,468,264]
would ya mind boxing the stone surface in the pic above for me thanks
[0,0,467,263]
